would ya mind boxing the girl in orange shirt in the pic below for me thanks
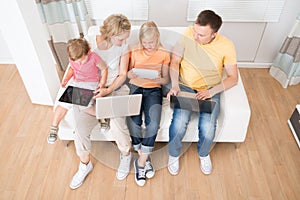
[127,21,170,186]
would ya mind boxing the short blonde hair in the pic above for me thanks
[67,38,90,61]
[100,14,131,40]
[139,21,161,48]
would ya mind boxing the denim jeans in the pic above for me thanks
[126,84,162,154]
[168,84,220,157]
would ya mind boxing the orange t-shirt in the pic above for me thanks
[129,47,170,88]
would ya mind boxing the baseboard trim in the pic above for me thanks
[0,58,15,64]
[237,62,272,68]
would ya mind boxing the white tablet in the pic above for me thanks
[132,68,158,79]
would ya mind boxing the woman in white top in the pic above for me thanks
[69,14,132,190]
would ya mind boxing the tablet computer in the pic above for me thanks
[58,86,94,106]
[132,68,158,79]
[170,95,216,113]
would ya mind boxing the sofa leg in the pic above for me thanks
[61,140,71,147]
[234,142,241,149]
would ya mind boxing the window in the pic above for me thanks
[84,0,148,21]
[187,0,286,22]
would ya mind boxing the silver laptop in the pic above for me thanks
[95,94,142,119]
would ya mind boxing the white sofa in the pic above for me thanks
[57,26,251,147]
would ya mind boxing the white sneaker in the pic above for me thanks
[116,153,132,180]
[134,159,146,186]
[99,118,110,133]
[199,155,212,175]
[145,156,155,179]
[69,161,93,189]
[168,155,179,175]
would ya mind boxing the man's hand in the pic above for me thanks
[195,89,212,100]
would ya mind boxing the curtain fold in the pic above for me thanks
[269,14,300,88]
[35,0,91,70]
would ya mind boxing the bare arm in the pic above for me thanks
[195,64,238,100]
[127,53,138,79]
[94,50,129,98]
[108,51,129,92]
[97,59,108,89]
[155,64,169,85]
[167,43,184,99]
[61,65,74,88]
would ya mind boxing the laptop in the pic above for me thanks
[95,94,142,119]
[170,94,216,113]
[58,86,94,106]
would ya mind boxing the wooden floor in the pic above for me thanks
[0,64,299,200]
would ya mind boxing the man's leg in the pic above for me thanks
[197,93,220,175]
[168,107,192,175]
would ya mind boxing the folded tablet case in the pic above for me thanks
[59,86,94,106]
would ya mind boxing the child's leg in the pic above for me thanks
[52,105,68,126]
[141,88,162,155]
[48,105,68,144]
[137,153,148,167]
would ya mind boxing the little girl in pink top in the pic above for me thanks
[47,38,108,144]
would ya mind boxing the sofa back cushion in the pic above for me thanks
[86,26,187,53]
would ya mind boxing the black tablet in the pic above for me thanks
[170,95,216,113]
[58,86,94,106]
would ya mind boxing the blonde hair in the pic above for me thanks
[67,38,90,61]
[139,21,161,48]
[100,14,131,40]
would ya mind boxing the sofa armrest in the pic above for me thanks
[216,70,251,142]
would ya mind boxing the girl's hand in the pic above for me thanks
[167,86,180,100]
[127,69,138,79]
[61,79,69,88]
[153,77,163,84]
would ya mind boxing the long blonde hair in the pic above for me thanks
[139,21,161,49]
[100,14,131,40]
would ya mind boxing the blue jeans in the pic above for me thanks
[168,84,220,157]
[126,84,162,154]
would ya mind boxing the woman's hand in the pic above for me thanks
[93,87,112,99]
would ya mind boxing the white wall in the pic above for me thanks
[0,0,60,106]
[148,0,300,67]
[89,0,300,67]
[1,1,299,66]
[0,30,13,64]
